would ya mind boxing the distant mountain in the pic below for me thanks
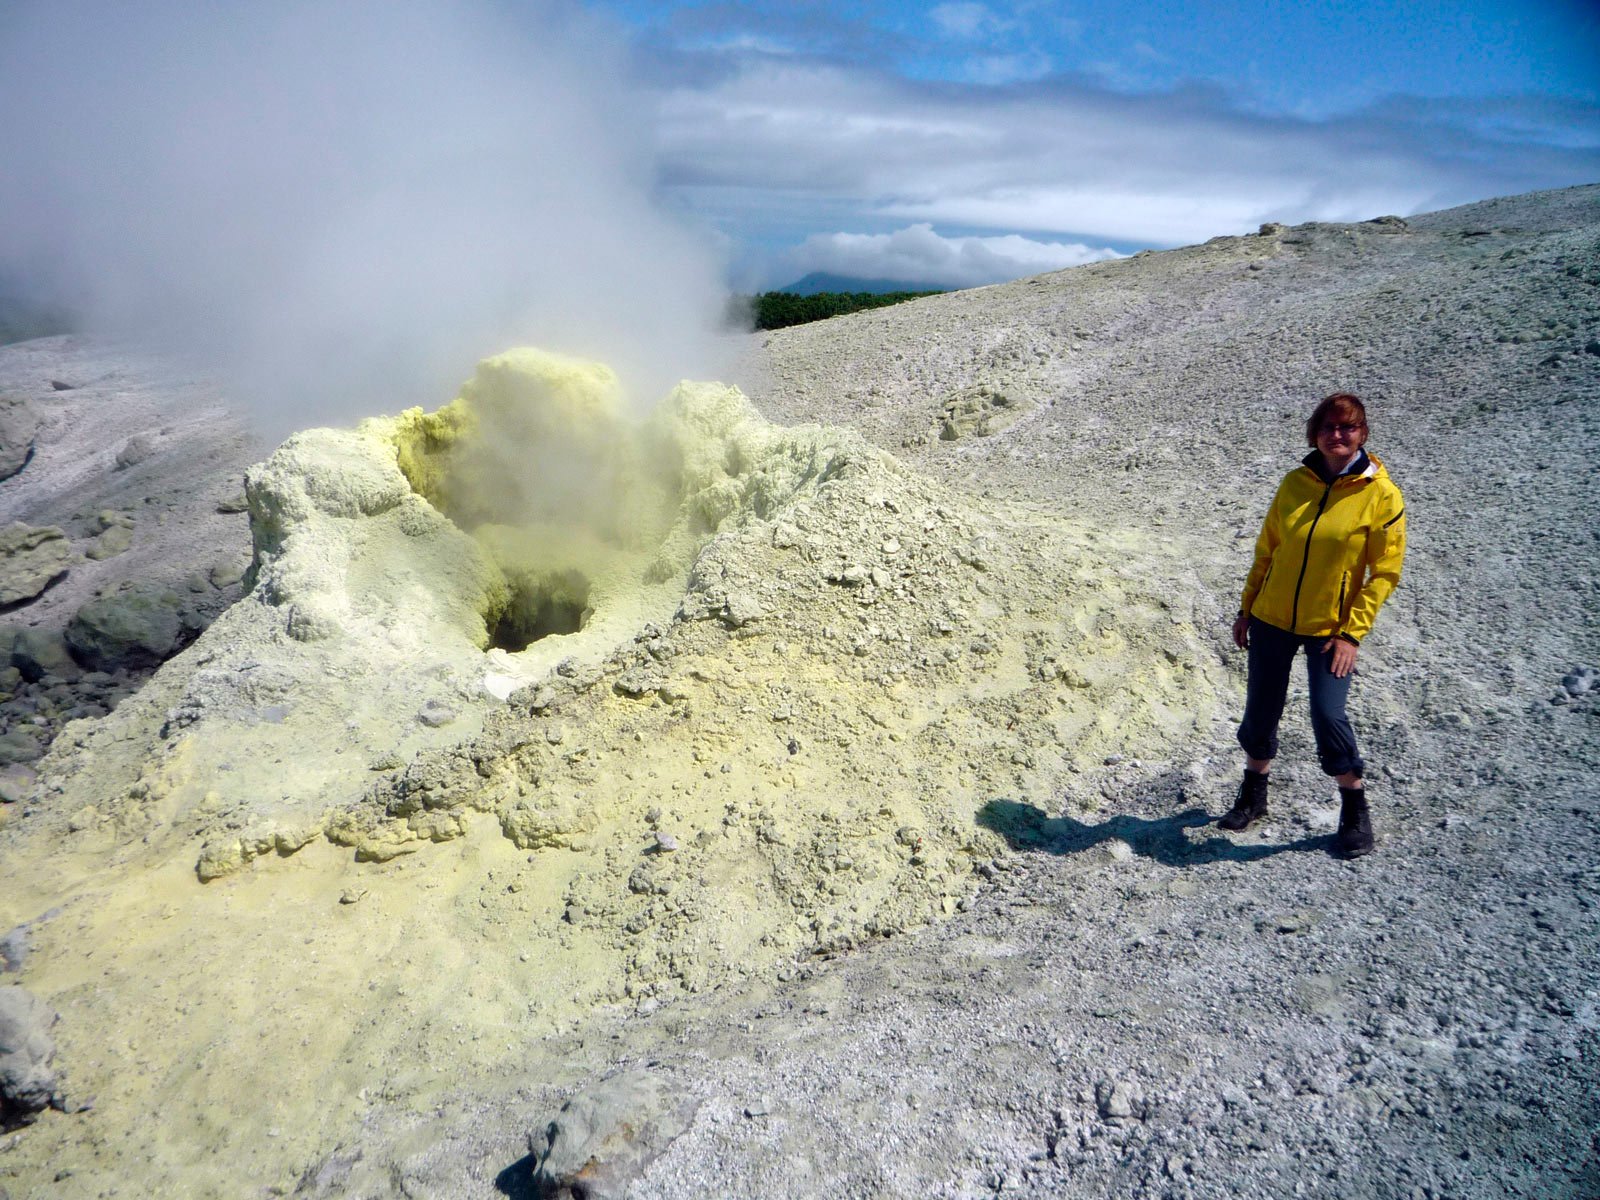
[770,272,949,296]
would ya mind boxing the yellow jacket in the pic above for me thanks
[1241,449,1406,642]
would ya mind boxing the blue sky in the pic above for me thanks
[583,0,1600,287]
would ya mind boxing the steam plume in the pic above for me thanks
[0,0,732,435]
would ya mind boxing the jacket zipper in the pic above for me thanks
[1289,476,1336,634]
[1338,573,1347,620]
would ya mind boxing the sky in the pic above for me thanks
[0,1,1596,429]
[587,0,1600,288]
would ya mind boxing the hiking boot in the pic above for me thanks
[1336,786,1374,857]
[1218,769,1269,831]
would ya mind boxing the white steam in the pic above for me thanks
[0,0,732,435]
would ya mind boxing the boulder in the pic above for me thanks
[64,582,187,671]
[0,397,39,483]
[0,985,60,1129]
[0,524,74,607]
[0,731,42,767]
[9,627,81,683]
[528,1071,699,1200]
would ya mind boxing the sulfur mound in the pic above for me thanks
[0,347,1231,1192]
[21,342,1222,972]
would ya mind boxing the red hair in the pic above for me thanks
[1306,393,1368,448]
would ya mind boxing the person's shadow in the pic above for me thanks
[976,797,1329,865]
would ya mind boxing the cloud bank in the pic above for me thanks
[786,224,1120,289]
[651,54,1600,273]
[0,0,732,435]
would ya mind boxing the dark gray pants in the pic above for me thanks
[1236,616,1365,778]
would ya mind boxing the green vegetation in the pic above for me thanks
[734,289,945,331]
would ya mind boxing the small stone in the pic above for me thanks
[1266,910,1319,934]
[417,700,456,728]
[338,888,367,905]
[114,434,157,470]
[84,524,133,561]
[722,592,764,628]
[743,1095,771,1118]
[654,831,679,853]
[0,765,37,804]
[208,560,246,589]
[614,669,661,698]
[0,926,28,973]
[1096,1079,1138,1120]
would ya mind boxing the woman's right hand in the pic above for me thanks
[1232,613,1250,649]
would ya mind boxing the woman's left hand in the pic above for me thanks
[1322,637,1359,678]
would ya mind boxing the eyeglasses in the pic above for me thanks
[1319,423,1363,437]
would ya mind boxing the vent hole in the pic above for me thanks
[490,570,590,651]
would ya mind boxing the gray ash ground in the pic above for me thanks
[4,184,1600,1198]
[0,338,257,788]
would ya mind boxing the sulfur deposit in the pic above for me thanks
[0,346,1226,1193]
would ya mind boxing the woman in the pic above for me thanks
[1220,393,1407,857]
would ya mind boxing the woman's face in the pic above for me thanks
[1316,415,1366,468]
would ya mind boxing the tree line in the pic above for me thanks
[732,289,944,331]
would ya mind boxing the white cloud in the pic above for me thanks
[787,223,1119,288]
[931,3,1005,40]
[963,50,1055,85]
[651,56,1600,254]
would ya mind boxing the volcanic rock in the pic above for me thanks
[113,433,157,470]
[0,523,73,606]
[7,627,80,683]
[528,1071,699,1200]
[0,986,59,1128]
[0,732,43,767]
[64,581,188,671]
[83,511,135,561]
[0,398,38,483]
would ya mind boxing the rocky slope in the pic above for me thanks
[0,339,259,791]
[1,184,1598,1199]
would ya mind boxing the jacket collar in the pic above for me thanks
[1302,446,1371,485]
